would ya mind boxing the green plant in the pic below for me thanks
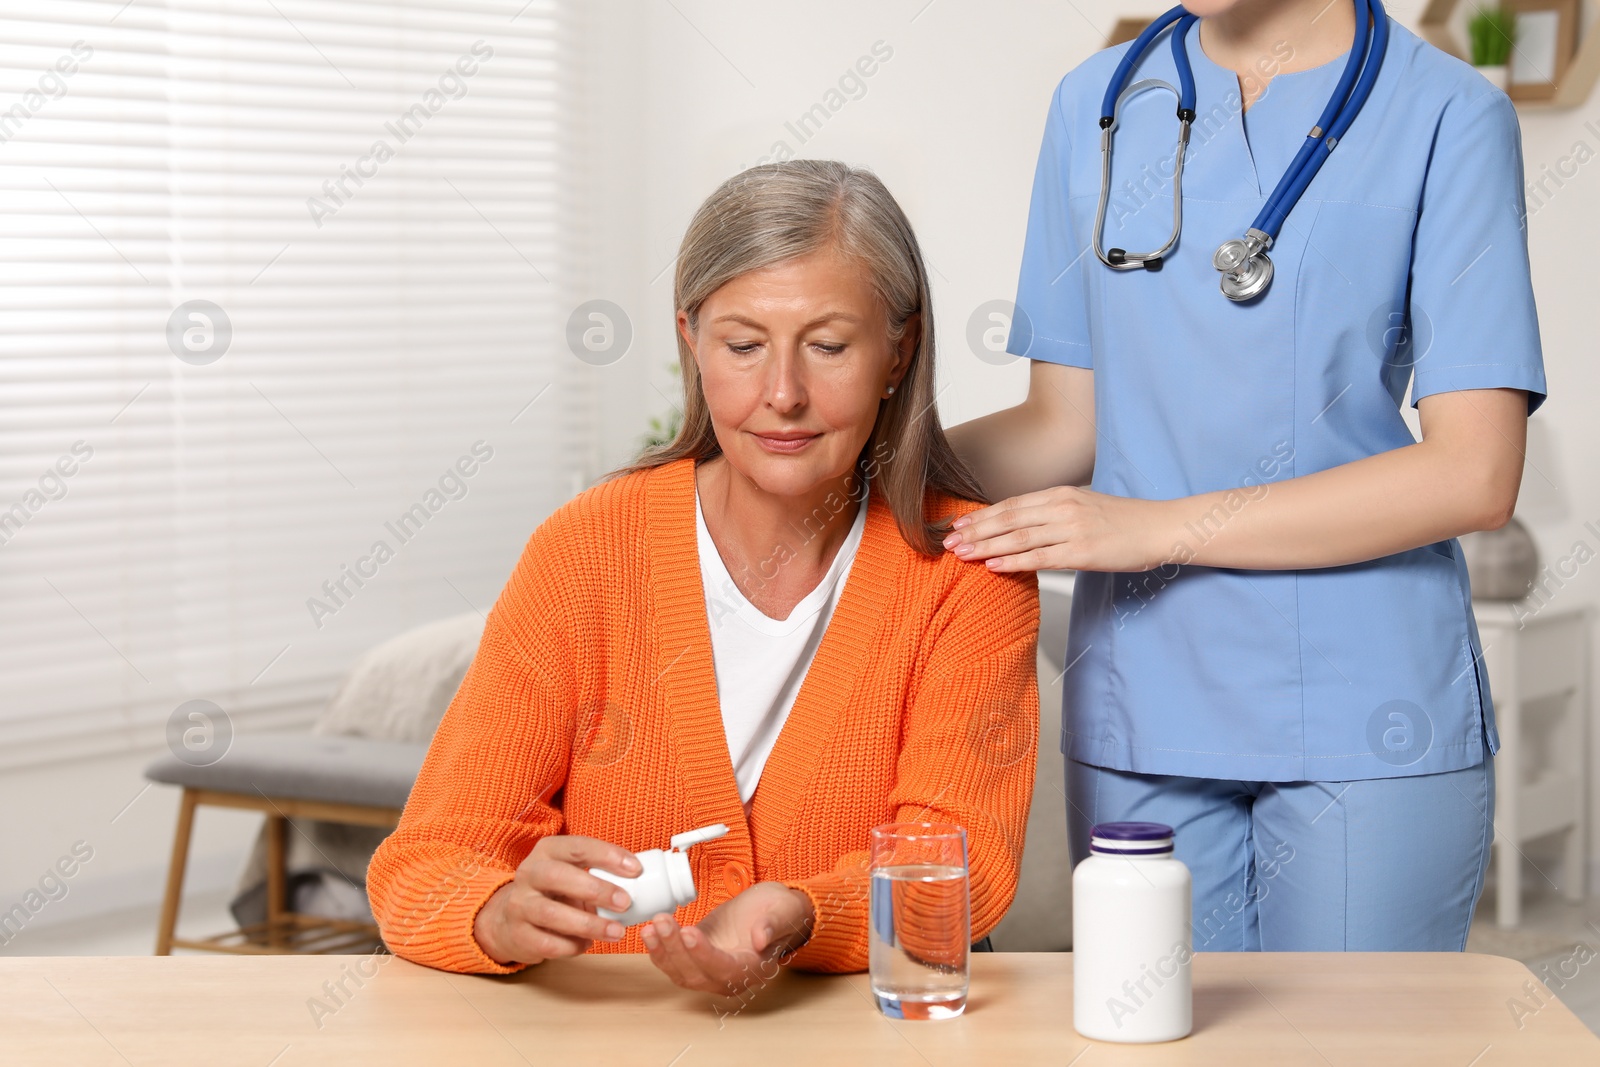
[1468,6,1516,67]
[639,360,684,453]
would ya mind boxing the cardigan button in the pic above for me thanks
[722,860,752,896]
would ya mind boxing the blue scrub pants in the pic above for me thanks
[1065,756,1495,951]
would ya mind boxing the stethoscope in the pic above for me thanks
[1093,0,1389,300]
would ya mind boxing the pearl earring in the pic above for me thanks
[884,385,896,397]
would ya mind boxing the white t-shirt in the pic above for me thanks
[694,482,868,813]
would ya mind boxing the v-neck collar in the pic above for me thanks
[1181,18,1356,201]
[1187,17,1356,106]
[644,455,908,864]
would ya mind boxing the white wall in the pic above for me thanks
[582,0,1089,476]
[1511,39,1600,894]
[0,747,264,949]
[3,0,1595,944]
[582,0,1600,893]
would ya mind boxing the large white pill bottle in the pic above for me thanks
[1072,821,1192,1043]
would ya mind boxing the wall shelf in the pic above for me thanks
[1420,0,1600,108]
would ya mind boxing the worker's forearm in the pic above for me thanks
[947,404,1094,502]
[1165,439,1514,571]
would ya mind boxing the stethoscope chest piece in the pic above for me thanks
[1213,228,1274,302]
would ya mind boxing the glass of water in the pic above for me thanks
[869,821,970,1020]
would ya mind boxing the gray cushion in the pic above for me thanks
[144,733,427,810]
[1038,575,1074,672]
[989,582,1075,952]
[988,642,1074,952]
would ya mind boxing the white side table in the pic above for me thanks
[1472,600,1591,927]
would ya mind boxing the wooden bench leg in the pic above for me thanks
[1562,823,1587,903]
[1496,835,1521,928]
[266,813,288,948]
[155,789,198,955]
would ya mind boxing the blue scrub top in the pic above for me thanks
[1010,18,1547,781]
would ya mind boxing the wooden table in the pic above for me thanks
[2,952,1596,1065]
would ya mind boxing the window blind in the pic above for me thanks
[0,0,592,768]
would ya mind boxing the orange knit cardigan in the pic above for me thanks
[366,455,1040,974]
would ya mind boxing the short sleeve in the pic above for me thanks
[1408,89,1546,415]
[1009,76,1093,368]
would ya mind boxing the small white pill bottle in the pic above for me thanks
[590,823,728,927]
[1072,820,1192,1043]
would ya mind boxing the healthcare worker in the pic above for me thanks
[947,0,1547,951]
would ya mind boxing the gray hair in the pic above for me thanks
[613,159,986,555]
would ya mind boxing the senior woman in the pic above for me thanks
[366,159,1040,993]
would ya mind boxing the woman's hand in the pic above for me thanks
[473,835,643,967]
[640,881,815,994]
[943,485,1178,573]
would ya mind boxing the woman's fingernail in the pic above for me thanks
[612,891,629,909]
[942,534,960,548]
[606,922,624,940]
[954,543,974,557]
[952,517,967,529]
[625,857,642,874]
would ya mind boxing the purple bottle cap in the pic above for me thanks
[1090,821,1175,855]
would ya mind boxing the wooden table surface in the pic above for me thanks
[1,951,1595,1065]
